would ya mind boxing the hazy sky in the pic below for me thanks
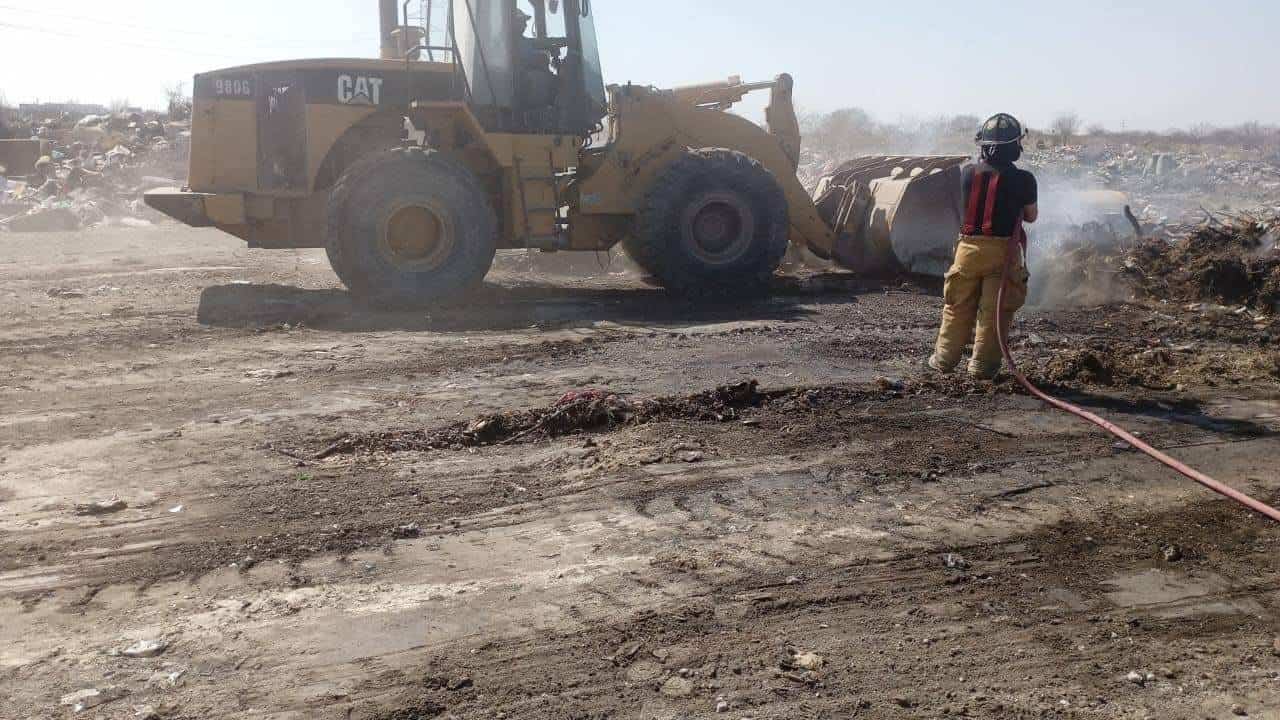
[1,0,1275,130]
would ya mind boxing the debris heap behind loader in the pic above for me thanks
[146,0,965,306]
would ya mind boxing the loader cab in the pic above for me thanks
[452,0,606,135]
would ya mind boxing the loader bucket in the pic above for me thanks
[814,156,968,277]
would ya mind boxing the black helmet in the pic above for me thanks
[976,113,1026,147]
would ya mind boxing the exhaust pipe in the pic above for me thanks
[379,0,399,59]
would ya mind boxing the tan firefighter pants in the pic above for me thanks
[930,234,1030,378]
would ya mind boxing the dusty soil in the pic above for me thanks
[1,227,1278,720]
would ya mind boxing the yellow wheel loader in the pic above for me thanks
[146,0,967,306]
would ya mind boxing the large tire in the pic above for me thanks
[326,147,497,308]
[625,148,789,294]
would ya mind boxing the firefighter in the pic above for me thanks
[927,114,1039,379]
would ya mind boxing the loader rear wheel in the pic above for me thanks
[326,147,497,308]
[626,148,789,294]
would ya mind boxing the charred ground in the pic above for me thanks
[0,226,1277,719]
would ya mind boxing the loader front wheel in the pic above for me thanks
[627,148,789,294]
[326,147,497,308]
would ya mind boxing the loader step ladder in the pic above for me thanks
[514,155,573,250]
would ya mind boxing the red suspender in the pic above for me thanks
[963,171,986,235]
[981,172,1002,236]
[962,169,1005,236]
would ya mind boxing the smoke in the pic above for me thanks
[1024,178,1136,308]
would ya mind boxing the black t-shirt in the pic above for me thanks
[960,161,1037,238]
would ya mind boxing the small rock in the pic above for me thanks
[244,368,294,380]
[612,641,642,664]
[1158,667,1177,679]
[660,676,695,698]
[1231,704,1248,716]
[1272,636,1280,657]
[74,498,128,516]
[446,676,473,691]
[716,700,730,713]
[147,668,186,689]
[60,686,128,711]
[122,639,168,659]
[679,451,705,463]
[47,287,87,298]
[392,523,421,539]
[893,696,915,708]
[875,376,905,392]
[791,652,825,671]
[1126,670,1145,686]
[1162,545,1183,562]
[1027,332,1047,346]
[625,661,664,683]
[785,575,803,586]
[942,553,969,570]
[168,505,184,514]
[741,419,761,427]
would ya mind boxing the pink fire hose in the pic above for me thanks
[995,229,1280,523]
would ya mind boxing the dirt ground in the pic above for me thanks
[1,227,1278,720]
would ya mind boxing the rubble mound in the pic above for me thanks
[1029,345,1175,389]
[1026,340,1280,390]
[316,381,765,458]
[1127,214,1280,309]
[1037,349,1118,386]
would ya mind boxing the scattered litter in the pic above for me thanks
[942,553,969,570]
[392,522,421,539]
[147,667,186,689]
[122,639,169,659]
[60,686,128,712]
[1,109,189,234]
[314,380,764,458]
[245,369,295,380]
[47,287,86,299]
[74,498,127,516]
[790,651,825,671]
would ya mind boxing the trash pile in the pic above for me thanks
[314,380,767,458]
[1031,209,1280,311]
[0,110,189,233]
[797,148,848,193]
[1126,211,1280,310]
[1024,144,1280,223]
